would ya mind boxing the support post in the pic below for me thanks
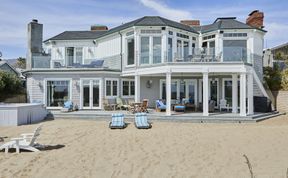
[240,73,247,116]
[232,74,238,113]
[203,72,209,116]
[166,72,171,116]
[134,74,140,102]
[247,72,254,115]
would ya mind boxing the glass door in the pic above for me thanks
[66,47,74,67]
[82,79,101,109]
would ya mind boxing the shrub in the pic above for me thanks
[0,71,22,95]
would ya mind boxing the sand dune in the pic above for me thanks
[1,115,288,178]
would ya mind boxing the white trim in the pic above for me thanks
[199,78,219,107]
[125,36,136,67]
[44,78,72,109]
[104,78,119,98]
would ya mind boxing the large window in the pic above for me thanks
[47,81,70,107]
[223,79,240,106]
[168,38,173,62]
[105,79,118,97]
[140,36,162,65]
[127,38,135,65]
[122,80,135,96]
[140,37,150,64]
[153,37,162,64]
[183,41,189,61]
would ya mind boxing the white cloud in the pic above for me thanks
[139,0,192,21]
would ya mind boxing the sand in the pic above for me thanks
[1,115,288,178]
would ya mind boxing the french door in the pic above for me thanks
[81,79,101,109]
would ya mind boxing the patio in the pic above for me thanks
[49,109,280,123]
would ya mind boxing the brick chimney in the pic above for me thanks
[180,20,200,27]
[246,10,264,29]
[91,25,108,31]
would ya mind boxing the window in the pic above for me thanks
[75,47,83,64]
[46,80,70,107]
[223,79,240,106]
[183,41,189,61]
[168,38,173,62]
[122,80,135,96]
[106,79,118,97]
[223,33,247,37]
[153,37,162,64]
[168,31,173,35]
[126,31,134,36]
[177,40,182,58]
[127,38,135,65]
[177,33,189,39]
[140,37,150,64]
[65,47,83,66]
[140,29,161,34]
[66,47,74,66]
[203,34,215,40]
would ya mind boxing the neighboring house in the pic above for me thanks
[263,49,274,67]
[263,42,288,69]
[0,61,20,76]
[24,10,270,117]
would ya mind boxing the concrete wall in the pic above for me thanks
[272,91,288,113]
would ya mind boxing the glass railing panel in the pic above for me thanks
[32,56,51,68]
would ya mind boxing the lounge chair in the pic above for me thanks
[61,101,73,112]
[155,100,166,112]
[116,97,129,110]
[219,99,230,111]
[134,113,152,129]
[109,113,126,129]
[0,125,42,153]
[140,99,149,113]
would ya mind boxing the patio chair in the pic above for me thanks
[155,100,166,112]
[209,100,216,112]
[0,125,42,153]
[116,97,129,110]
[109,113,126,129]
[61,101,73,112]
[134,113,152,129]
[219,99,230,111]
[140,99,149,113]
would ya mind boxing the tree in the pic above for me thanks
[281,69,288,90]
[0,71,22,95]
[263,65,282,91]
[15,57,26,69]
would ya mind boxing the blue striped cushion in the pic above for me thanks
[135,113,149,127]
[111,113,124,127]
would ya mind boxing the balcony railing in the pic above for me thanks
[32,56,51,68]
[165,47,252,64]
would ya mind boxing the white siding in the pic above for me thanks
[95,35,121,58]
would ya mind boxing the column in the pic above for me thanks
[232,74,238,113]
[247,72,254,115]
[240,73,247,116]
[166,72,171,116]
[203,72,209,116]
[134,74,140,102]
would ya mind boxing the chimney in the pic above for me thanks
[90,25,108,31]
[180,20,200,27]
[27,19,43,70]
[246,10,264,29]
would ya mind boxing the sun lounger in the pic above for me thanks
[109,113,126,129]
[61,101,73,112]
[134,113,152,129]
[0,125,42,153]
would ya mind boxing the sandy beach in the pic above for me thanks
[1,115,288,178]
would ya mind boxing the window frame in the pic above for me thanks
[126,37,135,67]
[121,79,135,98]
[105,78,119,98]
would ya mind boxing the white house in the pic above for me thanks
[24,10,271,117]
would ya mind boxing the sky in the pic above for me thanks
[0,0,288,59]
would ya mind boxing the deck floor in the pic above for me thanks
[49,109,281,123]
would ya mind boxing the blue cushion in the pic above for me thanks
[175,105,185,109]
[90,60,104,67]
[63,101,73,109]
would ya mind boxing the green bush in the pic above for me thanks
[0,71,22,95]
[281,69,288,90]
[263,65,282,90]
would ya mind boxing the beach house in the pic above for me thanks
[24,10,271,117]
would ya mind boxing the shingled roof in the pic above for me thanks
[44,16,198,42]
[197,17,267,33]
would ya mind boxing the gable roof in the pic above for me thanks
[197,17,267,33]
[44,16,199,42]
[0,61,20,76]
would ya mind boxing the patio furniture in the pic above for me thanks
[0,125,42,153]
[130,102,142,113]
[61,101,73,112]
[174,105,186,112]
[219,99,230,111]
[209,100,216,112]
[140,99,149,113]
[109,113,126,129]
[155,100,166,112]
[81,60,104,68]
[116,97,129,110]
[134,113,152,129]
[103,99,112,111]
[54,61,64,68]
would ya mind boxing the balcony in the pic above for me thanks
[32,56,51,68]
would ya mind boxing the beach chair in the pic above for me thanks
[0,125,42,153]
[109,113,126,129]
[155,100,166,112]
[134,113,152,129]
[61,101,73,112]
[140,99,149,113]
